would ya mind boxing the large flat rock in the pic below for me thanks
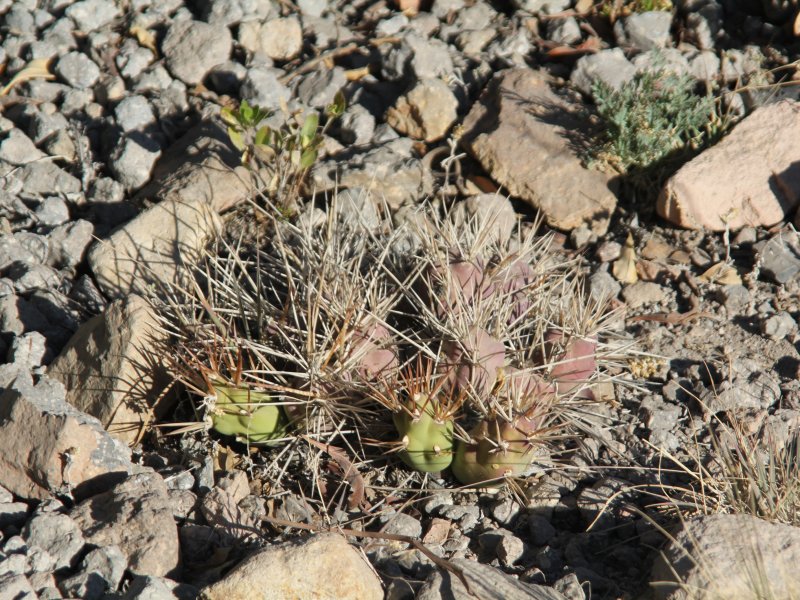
[201,533,383,600]
[658,99,800,230]
[462,68,618,234]
[651,513,800,599]
[48,295,171,445]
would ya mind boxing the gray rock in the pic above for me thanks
[13,161,81,196]
[688,50,720,81]
[0,484,13,503]
[437,505,480,530]
[309,140,433,210]
[256,16,303,61]
[497,535,526,566]
[23,513,85,570]
[758,232,800,284]
[382,33,454,81]
[10,263,61,294]
[56,52,100,89]
[0,129,46,165]
[7,331,47,368]
[590,269,621,301]
[58,545,126,600]
[114,95,157,133]
[488,28,535,67]
[622,281,666,308]
[239,67,291,110]
[70,471,179,577]
[418,558,567,599]
[298,0,327,17]
[716,284,750,313]
[47,219,94,269]
[0,574,36,599]
[4,7,36,33]
[0,552,27,577]
[576,477,628,530]
[699,357,781,414]
[117,40,156,81]
[376,14,409,36]
[0,236,40,271]
[632,48,690,77]
[547,17,582,45]
[29,111,70,146]
[512,0,571,12]
[761,311,796,340]
[380,512,423,539]
[296,67,347,109]
[614,11,672,51]
[133,64,174,92]
[65,0,119,31]
[338,105,376,146]
[0,502,29,528]
[201,0,273,26]
[553,573,585,600]
[162,20,232,85]
[651,514,800,599]
[35,197,70,227]
[684,2,722,50]
[110,136,162,191]
[571,48,636,96]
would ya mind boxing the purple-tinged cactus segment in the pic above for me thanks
[500,367,556,418]
[495,259,535,322]
[546,330,597,398]
[443,327,505,397]
[429,253,487,317]
[349,322,398,379]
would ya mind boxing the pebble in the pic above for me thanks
[56,52,101,89]
[716,284,750,313]
[110,136,162,191]
[257,16,303,61]
[296,67,347,109]
[571,48,636,96]
[114,95,157,133]
[35,197,70,227]
[239,67,291,110]
[614,11,673,51]
[622,281,667,308]
[162,19,232,85]
[497,534,526,566]
[65,0,120,31]
[22,513,85,571]
[761,311,796,340]
[0,129,46,166]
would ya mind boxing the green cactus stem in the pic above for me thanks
[451,415,542,485]
[393,393,454,472]
[210,384,288,445]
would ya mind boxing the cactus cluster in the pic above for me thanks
[161,192,625,487]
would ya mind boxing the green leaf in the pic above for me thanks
[299,148,318,170]
[300,113,320,149]
[254,125,271,146]
[220,107,239,127]
[240,100,253,125]
[326,90,346,118]
[228,126,245,152]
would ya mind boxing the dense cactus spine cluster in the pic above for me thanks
[161,191,625,488]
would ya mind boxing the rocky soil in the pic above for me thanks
[2,1,800,599]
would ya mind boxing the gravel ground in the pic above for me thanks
[2,1,800,599]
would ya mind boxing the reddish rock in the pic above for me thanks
[658,100,800,230]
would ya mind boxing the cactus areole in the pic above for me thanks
[393,393,454,472]
[210,384,288,445]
